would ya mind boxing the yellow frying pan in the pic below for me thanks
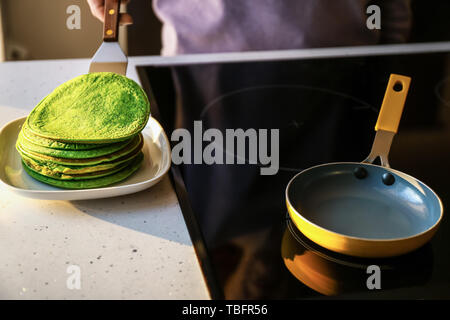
[286,74,443,258]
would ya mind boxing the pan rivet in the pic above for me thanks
[354,167,368,179]
[382,173,395,186]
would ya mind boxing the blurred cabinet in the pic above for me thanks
[1,0,102,60]
[0,1,5,61]
[127,0,162,56]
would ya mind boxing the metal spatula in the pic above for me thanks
[89,0,127,75]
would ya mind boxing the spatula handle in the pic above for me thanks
[103,0,121,42]
[375,74,411,133]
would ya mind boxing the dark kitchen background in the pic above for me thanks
[1,0,450,60]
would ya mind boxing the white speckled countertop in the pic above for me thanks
[0,58,210,299]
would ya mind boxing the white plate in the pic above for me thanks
[0,116,171,200]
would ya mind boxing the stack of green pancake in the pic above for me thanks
[16,72,150,189]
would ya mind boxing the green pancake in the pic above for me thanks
[19,149,142,175]
[22,155,135,180]
[27,72,150,143]
[16,133,143,166]
[22,152,144,189]
[18,128,133,159]
[21,121,108,150]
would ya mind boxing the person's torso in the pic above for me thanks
[153,0,386,55]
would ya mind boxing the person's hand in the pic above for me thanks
[87,0,133,25]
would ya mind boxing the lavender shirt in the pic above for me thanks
[152,0,411,56]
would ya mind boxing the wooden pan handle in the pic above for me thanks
[103,0,121,42]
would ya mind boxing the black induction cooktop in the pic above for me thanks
[137,47,450,299]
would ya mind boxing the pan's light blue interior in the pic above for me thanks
[288,163,442,239]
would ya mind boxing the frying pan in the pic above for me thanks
[286,74,443,258]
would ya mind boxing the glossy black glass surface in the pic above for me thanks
[138,51,450,299]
